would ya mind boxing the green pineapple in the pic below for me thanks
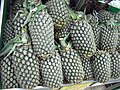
[97,10,113,23]
[99,21,118,52]
[110,51,120,79]
[59,38,84,84]
[28,4,54,58]
[47,0,70,29]
[3,0,22,43]
[1,56,19,89]
[12,45,40,89]
[91,51,111,83]
[117,26,120,52]
[70,12,96,58]
[87,14,101,48]
[40,50,63,88]
[80,57,93,80]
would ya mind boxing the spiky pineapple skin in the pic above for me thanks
[12,45,40,89]
[1,56,19,89]
[29,11,54,57]
[110,51,120,79]
[70,20,96,57]
[59,48,84,84]
[87,14,101,48]
[3,0,22,43]
[10,0,22,18]
[116,26,120,52]
[97,10,113,23]
[3,19,15,43]
[13,13,27,35]
[81,57,93,80]
[40,50,63,88]
[54,27,69,40]
[91,51,111,83]
[100,23,118,51]
[47,0,70,29]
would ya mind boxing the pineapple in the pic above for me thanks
[12,45,40,89]
[110,51,120,79]
[117,26,120,52]
[1,56,19,89]
[28,4,54,58]
[91,51,111,83]
[3,0,22,43]
[70,13,96,57]
[39,50,63,88]
[46,0,70,29]
[59,38,84,84]
[114,12,120,52]
[80,57,93,80]
[99,22,118,52]
[97,10,113,23]
[87,14,101,48]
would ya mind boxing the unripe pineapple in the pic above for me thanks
[99,22,118,52]
[80,57,93,80]
[70,13,96,57]
[110,51,120,79]
[28,6,54,58]
[91,51,111,83]
[1,56,19,89]
[97,10,113,23]
[40,50,63,88]
[59,38,84,84]
[87,14,101,48]
[47,0,70,29]
[3,0,22,43]
[13,45,40,89]
[115,12,120,52]
[117,26,120,52]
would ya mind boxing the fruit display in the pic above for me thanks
[0,0,120,89]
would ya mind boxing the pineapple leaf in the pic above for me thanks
[13,10,24,22]
[34,4,47,16]
[75,0,86,11]
[0,35,22,57]
[93,10,99,22]
[68,9,79,20]
[4,44,18,60]
[23,11,32,27]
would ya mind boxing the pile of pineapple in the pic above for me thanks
[0,0,120,89]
